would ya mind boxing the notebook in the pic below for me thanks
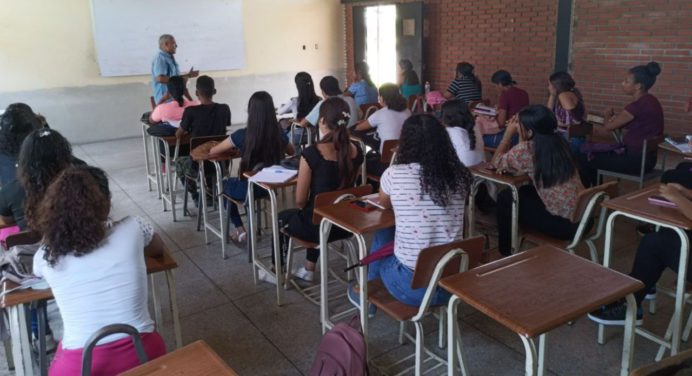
[665,136,692,154]
[472,104,497,117]
[361,193,385,209]
[248,165,297,184]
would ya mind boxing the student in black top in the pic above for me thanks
[175,75,231,201]
[274,97,364,284]
[209,91,293,243]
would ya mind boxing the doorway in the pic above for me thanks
[352,2,424,87]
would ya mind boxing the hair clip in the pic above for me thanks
[341,111,351,119]
[337,119,347,126]
[38,129,51,137]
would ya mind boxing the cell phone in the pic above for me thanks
[485,165,497,172]
[648,195,678,209]
[350,200,376,212]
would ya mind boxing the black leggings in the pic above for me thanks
[630,228,692,306]
[278,208,351,263]
[496,185,580,256]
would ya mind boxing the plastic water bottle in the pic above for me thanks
[424,81,431,95]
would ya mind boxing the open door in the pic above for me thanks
[351,2,424,87]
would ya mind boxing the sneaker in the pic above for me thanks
[31,333,57,355]
[347,283,377,318]
[293,267,314,282]
[644,287,657,301]
[587,301,643,326]
[258,269,277,285]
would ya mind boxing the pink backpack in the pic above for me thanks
[309,316,369,376]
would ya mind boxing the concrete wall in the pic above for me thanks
[0,0,345,144]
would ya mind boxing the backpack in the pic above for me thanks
[309,316,369,376]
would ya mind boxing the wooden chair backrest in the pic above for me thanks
[571,181,617,223]
[312,185,373,224]
[360,103,381,120]
[380,139,399,164]
[410,235,485,289]
[5,231,41,249]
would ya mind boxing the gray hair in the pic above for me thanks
[158,34,174,47]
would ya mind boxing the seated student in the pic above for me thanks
[275,97,363,283]
[352,83,411,177]
[209,91,293,244]
[33,167,166,376]
[443,62,482,104]
[0,103,44,187]
[548,72,587,153]
[589,169,691,325]
[344,62,378,106]
[577,62,664,187]
[398,59,422,99]
[482,70,530,149]
[146,76,198,137]
[175,75,231,201]
[493,105,584,257]
[277,72,322,122]
[1,128,108,233]
[441,99,485,167]
[296,76,359,144]
[348,114,473,308]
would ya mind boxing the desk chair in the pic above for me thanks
[367,139,398,184]
[367,236,484,376]
[151,134,191,221]
[521,181,617,263]
[145,241,182,348]
[597,135,666,189]
[407,95,426,114]
[284,185,373,305]
[289,121,314,149]
[141,97,160,195]
[360,103,381,120]
[81,324,148,376]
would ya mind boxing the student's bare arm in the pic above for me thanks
[295,157,312,209]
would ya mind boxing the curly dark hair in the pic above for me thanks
[0,103,43,158]
[395,114,473,206]
[18,128,74,229]
[36,166,110,267]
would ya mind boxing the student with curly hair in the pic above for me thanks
[33,166,166,375]
[0,103,44,186]
[494,105,584,256]
[349,114,473,308]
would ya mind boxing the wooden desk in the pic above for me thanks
[119,340,237,376]
[467,163,531,254]
[440,245,643,376]
[659,142,692,171]
[145,249,183,349]
[314,200,395,349]
[600,187,692,360]
[1,282,53,376]
[245,171,298,306]
[192,148,241,260]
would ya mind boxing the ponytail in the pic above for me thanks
[318,97,358,188]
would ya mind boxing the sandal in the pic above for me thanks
[229,229,247,245]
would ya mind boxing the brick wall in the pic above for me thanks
[423,0,558,106]
[571,0,692,136]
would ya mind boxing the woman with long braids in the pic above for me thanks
[349,114,473,308]
[271,97,364,283]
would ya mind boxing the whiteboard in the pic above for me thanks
[90,0,245,77]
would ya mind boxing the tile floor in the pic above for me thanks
[0,135,687,375]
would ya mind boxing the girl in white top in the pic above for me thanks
[353,83,411,177]
[441,99,485,167]
[350,114,473,308]
[32,167,166,375]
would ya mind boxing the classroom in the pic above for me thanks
[0,0,690,375]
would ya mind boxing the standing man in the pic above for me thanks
[151,34,198,105]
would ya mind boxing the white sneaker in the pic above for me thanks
[293,267,314,282]
[258,269,277,285]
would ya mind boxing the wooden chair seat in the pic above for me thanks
[522,228,570,249]
[367,279,423,322]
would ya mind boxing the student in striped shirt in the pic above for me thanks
[443,62,482,104]
[348,114,473,308]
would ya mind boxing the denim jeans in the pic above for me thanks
[367,227,451,307]
[483,129,518,149]
[223,178,267,228]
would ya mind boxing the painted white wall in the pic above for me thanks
[0,0,345,144]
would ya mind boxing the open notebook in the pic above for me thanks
[665,136,692,154]
[248,165,297,184]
